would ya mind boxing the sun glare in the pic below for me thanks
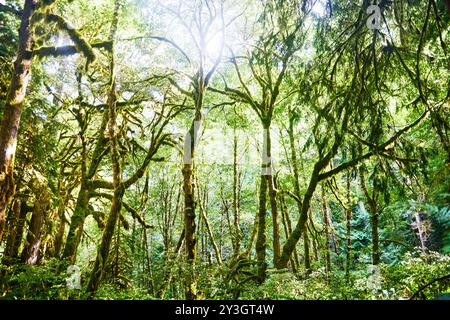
[311,0,327,18]
[205,31,225,61]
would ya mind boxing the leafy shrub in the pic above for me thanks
[383,249,450,299]
[94,284,155,300]
[0,258,80,300]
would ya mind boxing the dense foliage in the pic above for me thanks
[0,0,449,300]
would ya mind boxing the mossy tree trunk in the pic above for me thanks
[182,107,202,299]
[0,0,38,242]
[279,190,299,271]
[359,165,380,265]
[321,187,332,275]
[178,3,224,297]
[2,199,30,265]
[62,110,109,263]
[288,111,312,272]
[232,130,242,257]
[266,125,281,269]
[256,171,268,283]
[278,116,347,269]
[20,184,50,265]
[86,0,121,293]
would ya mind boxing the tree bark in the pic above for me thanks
[0,0,38,242]
[256,123,280,279]
[278,128,344,268]
[62,109,109,263]
[256,173,268,283]
[359,165,380,265]
[345,173,352,281]
[242,206,258,258]
[198,186,222,264]
[287,114,311,272]
[182,118,200,299]
[232,130,242,257]
[279,191,299,271]
[86,0,122,293]
[268,175,281,268]
[303,226,311,272]
[321,187,332,274]
[62,186,90,263]
[20,185,50,265]
[2,200,22,265]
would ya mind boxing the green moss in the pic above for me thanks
[33,12,96,67]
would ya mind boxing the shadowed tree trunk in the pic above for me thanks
[278,190,299,271]
[3,200,24,265]
[86,0,121,293]
[345,173,352,281]
[3,200,30,264]
[287,111,311,272]
[178,2,224,296]
[303,226,311,272]
[20,184,50,265]
[278,123,347,269]
[177,2,224,296]
[257,122,280,280]
[359,165,380,265]
[62,110,108,263]
[63,186,90,263]
[198,184,222,264]
[232,130,242,257]
[242,203,258,259]
[268,153,281,269]
[321,187,332,274]
[53,189,71,258]
[0,0,38,242]
[182,109,202,299]
[256,172,268,283]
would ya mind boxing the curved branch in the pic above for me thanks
[410,274,450,300]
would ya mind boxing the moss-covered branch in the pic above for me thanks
[32,12,96,65]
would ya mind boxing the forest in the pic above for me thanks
[0,0,449,301]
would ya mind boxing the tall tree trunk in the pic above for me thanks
[413,195,428,254]
[62,107,108,263]
[0,0,38,242]
[182,114,201,299]
[9,200,30,261]
[63,121,90,263]
[20,186,50,265]
[198,185,222,264]
[278,112,347,269]
[278,165,321,268]
[2,200,21,265]
[256,124,269,280]
[311,228,319,262]
[86,92,124,292]
[256,172,268,283]
[232,130,241,257]
[268,175,280,268]
[303,226,311,272]
[53,208,67,258]
[62,186,89,263]
[256,123,279,279]
[242,205,258,258]
[279,191,299,271]
[359,165,380,265]
[86,0,121,293]
[321,187,332,274]
[345,173,352,281]
[288,114,310,272]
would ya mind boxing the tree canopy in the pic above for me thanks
[0,0,449,300]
